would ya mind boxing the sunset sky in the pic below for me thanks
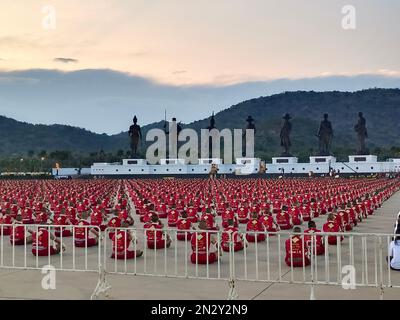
[0,0,399,133]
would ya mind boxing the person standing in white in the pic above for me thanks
[394,212,400,234]
[388,232,400,271]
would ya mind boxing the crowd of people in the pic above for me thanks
[0,177,399,269]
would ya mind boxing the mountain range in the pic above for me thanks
[1,88,400,161]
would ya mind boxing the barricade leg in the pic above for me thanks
[310,236,316,300]
[379,285,384,300]
[91,232,111,300]
[227,241,238,300]
[91,264,112,300]
[227,278,238,300]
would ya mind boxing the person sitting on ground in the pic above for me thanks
[111,220,143,260]
[200,208,219,231]
[0,211,13,235]
[107,215,122,240]
[259,209,280,234]
[345,202,358,227]
[388,229,400,271]
[144,214,171,249]
[304,220,324,255]
[53,211,73,237]
[276,205,293,230]
[118,209,134,226]
[176,211,192,241]
[30,220,66,256]
[285,226,310,267]
[10,213,33,245]
[322,213,344,245]
[221,208,238,229]
[290,204,303,226]
[300,202,313,222]
[34,209,48,224]
[190,220,219,264]
[237,205,249,224]
[90,207,108,231]
[221,218,244,252]
[141,207,155,224]
[22,207,34,224]
[186,204,199,223]
[167,206,180,227]
[337,204,352,232]
[74,218,100,248]
[246,212,266,243]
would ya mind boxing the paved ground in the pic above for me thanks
[1,188,400,300]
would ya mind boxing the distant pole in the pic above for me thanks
[40,157,45,173]
[164,108,169,134]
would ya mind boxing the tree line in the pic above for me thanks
[1,146,400,173]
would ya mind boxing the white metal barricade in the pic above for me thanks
[94,227,400,300]
[101,228,230,280]
[230,230,400,299]
[2,223,399,300]
[0,224,101,272]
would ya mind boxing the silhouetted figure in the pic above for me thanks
[207,112,216,131]
[317,114,333,156]
[242,115,256,157]
[280,113,292,157]
[128,116,142,156]
[207,113,217,157]
[245,115,256,133]
[354,112,368,155]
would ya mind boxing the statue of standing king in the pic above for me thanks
[128,115,142,157]
[317,113,333,156]
[354,112,368,155]
[280,113,292,157]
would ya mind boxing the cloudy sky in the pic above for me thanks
[0,0,399,133]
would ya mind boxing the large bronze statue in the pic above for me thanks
[207,113,217,157]
[128,116,142,156]
[280,113,292,157]
[317,113,333,156]
[242,115,256,157]
[207,112,216,131]
[245,115,256,133]
[354,112,368,155]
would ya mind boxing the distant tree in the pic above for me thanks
[117,149,124,157]
[49,150,71,161]
[38,150,47,158]
[373,147,382,155]
[99,150,106,161]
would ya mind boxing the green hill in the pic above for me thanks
[1,88,400,163]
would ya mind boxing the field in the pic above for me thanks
[0,177,400,300]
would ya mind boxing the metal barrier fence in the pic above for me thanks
[1,223,399,300]
[97,227,400,300]
[0,224,101,272]
[102,228,231,280]
[228,230,400,299]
